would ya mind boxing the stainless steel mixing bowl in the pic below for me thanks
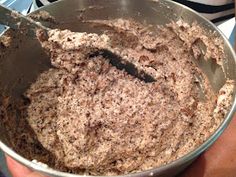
[0,0,235,177]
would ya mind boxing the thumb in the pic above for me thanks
[6,156,46,177]
[25,171,46,177]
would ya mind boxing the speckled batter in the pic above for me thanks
[19,19,236,175]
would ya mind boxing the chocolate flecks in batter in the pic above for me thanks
[1,19,234,176]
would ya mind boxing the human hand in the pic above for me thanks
[6,156,47,177]
[178,115,236,177]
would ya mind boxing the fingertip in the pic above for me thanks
[5,155,32,177]
[26,171,48,177]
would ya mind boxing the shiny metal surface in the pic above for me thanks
[0,4,49,33]
[0,0,235,177]
[0,0,32,33]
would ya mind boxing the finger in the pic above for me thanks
[179,115,236,177]
[6,156,48,177]
[25,171,46,177]
[201,115,236,177]
[6,156,32,177]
